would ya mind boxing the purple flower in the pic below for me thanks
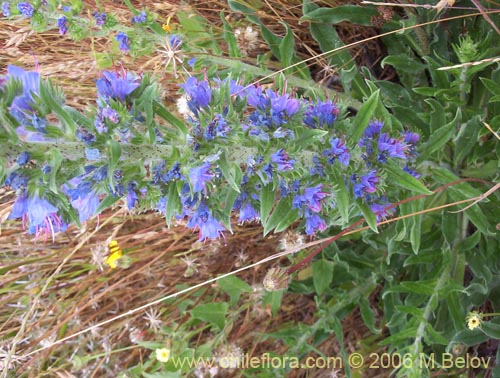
[16,151,30,165]
[85,148,101,161]
[310,155,325,177]
[303,100,339,129]
[271,149,295,171]
[187,202,225,241]
[403,165,420,178]
[189,162,214,193]
[377,133,407,161]
[126,181,138,209]
[364,120,384,138]
[303,184,329,212]
[180,77,212,114]
[6,65,40,123]
[17,1,34,17]
[353,170,378,198]
[161,162,183,182]
[404,131,419,144]
[5,171,28,190]
[304,209,327,235]
[9,192,68,241]
[131,11,146,24]
[57,16,68,35]
[92,11,106,26]
[169,34,182,49]
[102,105,119,123]
[76,128,96,144]
[95,70,140,101]
[2,1,10,16]
[116,32,130,52]
[323,137,350,166]
[269,90,300,126]
[239,202,259,223]
[370,202,394,222]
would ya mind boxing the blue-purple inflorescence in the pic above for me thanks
[2,64,422,242]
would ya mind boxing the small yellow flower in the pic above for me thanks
[162,16,173,32]
[156,347,171,362]
[466,311,482,330]
[104,240,123,269]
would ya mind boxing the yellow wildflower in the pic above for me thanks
[466,311,482,330]
[156,348,171,362]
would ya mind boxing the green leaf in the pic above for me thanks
[385,161,433,195]
[357,201,378,233]
[454,116,481,166]
[360,297,380,334]
[274,207,300,234]
[107,139,122,167]
[480,320,500,340]
[260,184,275,226]
[153,100,188,136]
[348,90,380,148]
[221,12,241,58]
[95,194,121,214]
[262,290,284,316]
[218,153,241,194]
[383,279,438,297]
[46,148,63,193]
[279,22,294,68]
[264,198,292,236]
[165,183,181,228]
[39,81,76,136]
[189,302,228,331]
[450,328,489,347]
[301,5,378,26]
[382,54,426,74]
[312,259,334,295]
[419,107,461,161]
[332,169,349,224]
[217,276,252,306]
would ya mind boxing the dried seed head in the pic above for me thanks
[263,267,290,292]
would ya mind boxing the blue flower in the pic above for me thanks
[16,151,30,165]
[5,171,28,190]
[126,181,138,209]
[76,128,96,144]
[169,34,182,49]
[323,137,350,166]
[239,202,259,223]
[17,1,34,17]
[6,65,40,123]
[370,202,394,222]
[116,32,130,52]
[2,1,11,16]
[377,133,407,162]
[85,148,101,161]
[102,105,120,123]
[92,11,106,26]
[161,162,183,182]
[353,170,378,198]
[186,202,225,241]
[271,148,295,171]
[304,209,327,235]
[189,162,214,193]
[95,70,140,101]
[303,100,339,129]
[364,120,384,138]
[131,11,146,24]
[57,16,68,35]
[9,192,68,241]
[180,77,212,115]
[303,184,329,212]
